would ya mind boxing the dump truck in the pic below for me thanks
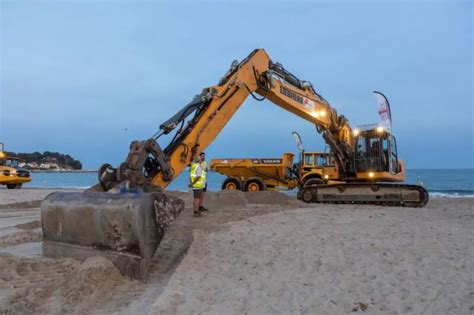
[210,152,338,191]
[0,143,31,189]
[41,49,428,280]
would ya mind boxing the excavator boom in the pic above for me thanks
[96,49,356,191]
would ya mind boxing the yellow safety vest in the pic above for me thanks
[190,162,206,189]
[202,161,208,177]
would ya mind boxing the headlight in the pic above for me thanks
[311,110,327,118]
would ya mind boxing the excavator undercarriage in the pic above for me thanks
[298,183,429,207]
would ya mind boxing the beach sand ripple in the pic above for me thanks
[151,200,474,314]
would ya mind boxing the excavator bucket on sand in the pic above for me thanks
[41,191,184,280]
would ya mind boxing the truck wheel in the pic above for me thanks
[244,178,266,192]
[222,178,242,191]
[303,178,325,187]
[7,184,22,189]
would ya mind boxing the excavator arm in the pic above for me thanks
[98,49,355,192]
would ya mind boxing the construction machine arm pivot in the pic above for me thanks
[98,49,355,191]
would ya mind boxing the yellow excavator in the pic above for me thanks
[41,49,428,279]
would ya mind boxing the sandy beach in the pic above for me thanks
[0,188,472,314]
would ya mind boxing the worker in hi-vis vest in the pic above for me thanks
[189,152,208,216]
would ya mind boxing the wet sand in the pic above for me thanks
[0,189,472,314]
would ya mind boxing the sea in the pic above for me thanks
[26,169,474,198]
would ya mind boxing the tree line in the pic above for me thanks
[5,151,82,170]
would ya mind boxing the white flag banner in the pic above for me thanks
[292,131,304,152]
[373,91,392,131]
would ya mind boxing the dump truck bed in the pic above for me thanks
[211,153,294,179]
[210,153,297,191]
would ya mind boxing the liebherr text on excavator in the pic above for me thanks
[41,49,428,279]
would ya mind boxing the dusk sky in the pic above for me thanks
[1,0,472,169]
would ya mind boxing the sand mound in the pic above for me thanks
[15,220,41,230]
[244,190,295,205]
[0,255,78,314]
[205,190,249,208]
[167,190,248,209]
[61,256,127,305]
[167,190,302,210]
[0,189,83,207]
[0,255,140,314]
[0,200,42,210]
[0,230,42,247]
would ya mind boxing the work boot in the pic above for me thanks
[199,206,209,212]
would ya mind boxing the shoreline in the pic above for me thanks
[8,186,474,198]
[30,170,97,173]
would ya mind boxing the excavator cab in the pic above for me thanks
[353,126,404,181]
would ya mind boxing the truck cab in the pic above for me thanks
[298,152,339,187]
[0,144,31,189]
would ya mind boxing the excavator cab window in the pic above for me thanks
[304,154,314,166]
[389,135,400,173]
[2,158,19,168]
[382,138,389,171]
[327,155,336,166]
[316,155,328,167]
[355,129,395,173]
[355,135,368,172]
[368,137,381,171]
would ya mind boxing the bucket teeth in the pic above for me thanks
[41,191,184,280]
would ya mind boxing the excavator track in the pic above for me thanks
[297,183,429,207]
